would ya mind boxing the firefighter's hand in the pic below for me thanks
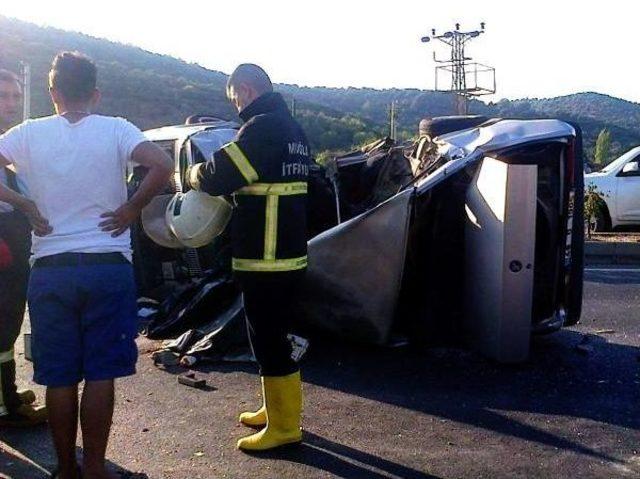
[17,199,52,236]
[186,163,203,191]
[99,203,140,237]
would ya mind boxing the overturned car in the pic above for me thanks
[130,115,584,364]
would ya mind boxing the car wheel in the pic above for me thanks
[565,128,584,327]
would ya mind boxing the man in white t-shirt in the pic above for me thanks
[0,52,172,479]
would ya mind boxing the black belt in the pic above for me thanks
[33,252,129,268]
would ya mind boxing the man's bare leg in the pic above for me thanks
[46,385,80,479]
[80,379,118,479]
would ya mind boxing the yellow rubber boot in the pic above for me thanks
[239,404,267,428]
[239,377,267,428]
[237,371,303,451]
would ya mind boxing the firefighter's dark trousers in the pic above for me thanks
[236,270,305,377]
[0,211,31,416]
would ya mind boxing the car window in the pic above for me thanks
[190,129,237,160]
[153,140,175,161]
[146,140,178,192]
[601,147,640,173]
[178,143,190,191]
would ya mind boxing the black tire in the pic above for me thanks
[565,125,585,326]
[565,194,584,326]
[419,116,489,137]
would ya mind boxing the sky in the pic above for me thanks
[2,0,639,103]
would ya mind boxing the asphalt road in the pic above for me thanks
[1,268,639,479]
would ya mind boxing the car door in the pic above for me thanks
[616,153,640,222]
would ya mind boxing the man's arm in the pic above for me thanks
[99,141,173,237]
[186,145,255,196]
[0,153,51,236]
[185,117,274,195]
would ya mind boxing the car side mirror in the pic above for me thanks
[621,161,640,176]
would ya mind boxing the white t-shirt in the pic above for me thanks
[0,114,147,260]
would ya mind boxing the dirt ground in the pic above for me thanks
[1,270,639,479]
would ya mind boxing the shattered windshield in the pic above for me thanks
[190,129,237,161]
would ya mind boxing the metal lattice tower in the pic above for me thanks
[421,23,496,115]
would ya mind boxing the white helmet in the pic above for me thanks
[141,195,184,249]
[166,190,233,248]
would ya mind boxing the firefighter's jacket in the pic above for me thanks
[186,92,311,273]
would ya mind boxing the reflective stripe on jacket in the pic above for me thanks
[187,92,311,272]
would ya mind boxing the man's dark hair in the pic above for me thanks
[0,69,21,86]
[48,51,97,102]
[227,64,273,98]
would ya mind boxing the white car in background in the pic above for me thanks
[585,145,640,231]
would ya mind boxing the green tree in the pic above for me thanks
[593,128,612,168]
[584,183,608,238]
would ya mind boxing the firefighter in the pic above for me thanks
[185,64,311,451]
[0,69,47,427]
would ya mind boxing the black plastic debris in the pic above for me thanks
[170,295,250,364]
[145,275,239,339]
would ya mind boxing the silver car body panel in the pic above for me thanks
[298,189,413,344]
[464,158,538,362]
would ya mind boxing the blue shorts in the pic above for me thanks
[27,260,138,387]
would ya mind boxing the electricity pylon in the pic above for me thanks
[421,23,496,115]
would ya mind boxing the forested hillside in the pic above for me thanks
[2,15,639,161]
